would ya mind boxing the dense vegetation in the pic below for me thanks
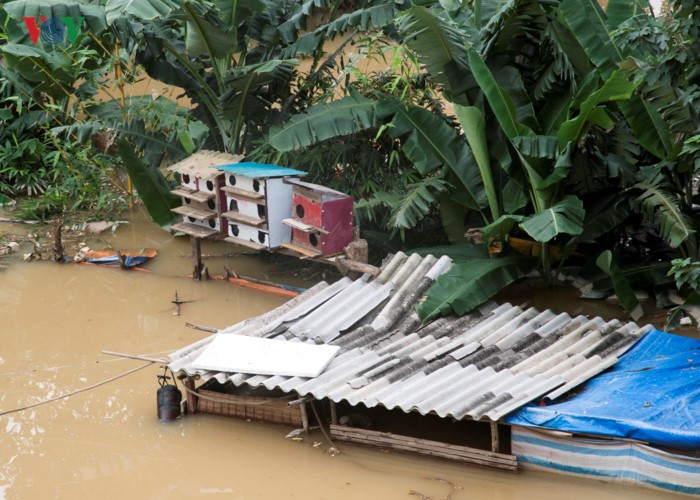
[1,0,699,326]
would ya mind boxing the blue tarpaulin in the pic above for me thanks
[507,329,700,450]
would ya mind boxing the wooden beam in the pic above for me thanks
[182,377,198,414]
[491,421,500,453]
[335,258,380,276]
[330,425,517,472]
[330,400,338,425]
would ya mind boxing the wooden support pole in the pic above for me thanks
[183,377,198,414]
[490,421,500,453]
[300,402,310,434]
[191,235,202,281]
[329,400,338,425]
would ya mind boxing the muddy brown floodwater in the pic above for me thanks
[0,209,683,499]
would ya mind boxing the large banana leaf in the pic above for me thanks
[557,70,637,149]
[560,0,622,79]
[596,250,643,321]
[411,243,488,261]
[417,255,535,321]
[398,6,475,100]
[2,0,108,36]
[618,95,672,159]
[385,105,487,213]
[439,195,468,243]
[268,93,378,152]
[213,0,265,29]
[105,0,178,24]
[454,104,499,220]
[634,174,695,248]
[519,195,584,243]
[605,0,652,27]
[116,139,180,226]
[467,47,531,139]
[183,2,237,60]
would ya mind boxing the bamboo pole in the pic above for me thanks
[114,40,133,209]
[101,350,168,364]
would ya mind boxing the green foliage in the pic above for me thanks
[634,173,695,249]
[116,139,179,226]
[668,258,700,292]
[596,250,644,321]
[416,255,535,322]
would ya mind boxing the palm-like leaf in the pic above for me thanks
[384,104,488,213]
[634,174,695,248]
[390,177,449,229]
[269,92,378,152]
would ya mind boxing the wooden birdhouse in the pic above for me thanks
[168,151,244,238]
[281,179,354,257]
[216,162,306,250]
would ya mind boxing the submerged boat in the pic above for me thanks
[76,249,158,268]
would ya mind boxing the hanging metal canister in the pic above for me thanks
[157,370,182,422]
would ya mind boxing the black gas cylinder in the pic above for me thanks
[157,384,182,422]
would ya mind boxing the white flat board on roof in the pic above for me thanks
[191,333,340,377]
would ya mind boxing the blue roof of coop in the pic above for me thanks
[216,162,306,179]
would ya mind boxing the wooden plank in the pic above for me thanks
[171,222,219,238]
[171,187,215,203]
[279,242,322,258]
[221,185,265,202]
[335,257,381,276]
[330,425,517,471]
[224,236,268,251]
[331,429,515,467]
[223,211,268,228]
[282,218,329,235]
[172,205,217,220]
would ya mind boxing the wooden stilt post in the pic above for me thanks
[490,421,500,453]
[300,402,310,434]
[183,377,198,414]
[329,400,338,425]
[191,235,202,281]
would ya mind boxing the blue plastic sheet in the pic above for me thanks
[507,329,700,450]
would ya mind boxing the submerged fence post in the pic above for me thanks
[191,235,202,281]
[300,402,310,434]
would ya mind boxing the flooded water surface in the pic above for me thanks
[0,211,684,499]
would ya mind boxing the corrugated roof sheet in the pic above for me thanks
[216,162,307,179]
[167,150,244,179]
[169,252,652,423]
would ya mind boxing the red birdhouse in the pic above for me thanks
[281,179,354,257]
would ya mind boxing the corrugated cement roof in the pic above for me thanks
[168,151,244,179]
[216,162,307,179]
[169,252,652,422]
